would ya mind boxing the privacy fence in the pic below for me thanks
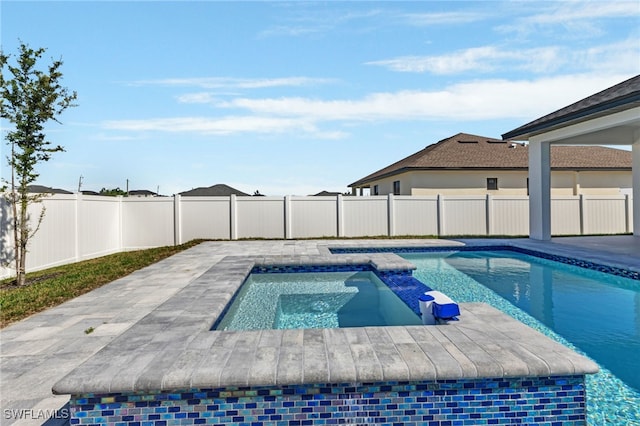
[0,193,634,278]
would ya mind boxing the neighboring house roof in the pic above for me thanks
[349,132,632,187]
[313,191,343,196]
[81,190,101,196]
[26,185,73,194]
[129,189,157,197]
[179,184,249,197]
[503,74,640,140]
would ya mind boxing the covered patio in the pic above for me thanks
[503,75,640,240]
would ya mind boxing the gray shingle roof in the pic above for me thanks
[503,74,640,140]
[349,132,632,187]
[26,185,73,194]
[179,184,249,197]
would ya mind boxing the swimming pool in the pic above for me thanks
[214,270,423,330]
[404,249,640,425]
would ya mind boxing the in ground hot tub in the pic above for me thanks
[214,270,423,330]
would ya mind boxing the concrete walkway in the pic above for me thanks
[1,237,638,425]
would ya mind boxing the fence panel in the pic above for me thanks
[290,196,338,238]
[236,197,285,239]
[24,195,77,271]
[342,197,388,237]
[0,194,635,278]
[551,196,581,235]
[78,195,121,259]
[491,196,529,236]
[181,197,231,241]
[394,196,439,236]
[441,196,487,236]
[121,198,174,248]
[583,195,628,235]
[0,197,12,278]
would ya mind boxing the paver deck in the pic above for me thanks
[2,237,637,425]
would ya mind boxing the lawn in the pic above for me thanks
[0,240,204,327]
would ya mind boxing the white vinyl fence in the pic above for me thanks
[0,193,634,278]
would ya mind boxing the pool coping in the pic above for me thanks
[52,251,598,396]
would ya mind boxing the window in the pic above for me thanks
[372,185,379,195]
[487,178,498,190]
[393,180,400,195]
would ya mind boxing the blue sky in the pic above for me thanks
[2,1,639,196]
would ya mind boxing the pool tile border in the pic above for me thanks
[70,375,587,426]
[329,244,640,281]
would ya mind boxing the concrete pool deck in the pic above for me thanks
[1,236,638,425]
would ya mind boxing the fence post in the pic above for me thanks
[486,194,492,236]
[230,194,238,240]
[437,194,443,237]
[579,194,585,235]
[388,194,395,237]
[284,195,292,239]
[337,194,344,237]
[117,195,124,251]
[625,194,631,234]
[173,194,181,245]
[74,193,81,262]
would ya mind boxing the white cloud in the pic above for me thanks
[176,92,218,104]
[102,115,346,139]
[130,76,334,89]
[258,7,384,38]
[103,116,315,135]
[220,73,636,121]
[522,1,639,25]
[104,73,637,137]
[400,11,489,26]
[366,46,563,74]
[497,1,639,36]
[366,38,638,75]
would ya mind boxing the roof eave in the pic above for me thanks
[502,94,640,141]
[349,166,531,187]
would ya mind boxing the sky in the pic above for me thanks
[1,1,639,196]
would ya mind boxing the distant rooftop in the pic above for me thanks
[26,185,73,194]
[179,184,249,197]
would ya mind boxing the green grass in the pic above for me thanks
[0,240,204,328]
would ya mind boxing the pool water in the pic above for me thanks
[404,250,640,424]
[214,271,422,330]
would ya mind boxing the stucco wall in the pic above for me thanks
[364,170,631,196]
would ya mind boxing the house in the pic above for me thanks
[502,74,640,240]
[179,184,249,197]
[312,190,345,196]
[349,132,632,196]
[128,189,158,197]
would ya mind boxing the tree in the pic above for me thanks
[1,42,77,286]
[99,187,128,197]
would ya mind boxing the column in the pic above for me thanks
[529,138,551,240]
[633,134,640,237]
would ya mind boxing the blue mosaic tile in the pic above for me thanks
[251,264,373,274]
[69,376,587,425]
